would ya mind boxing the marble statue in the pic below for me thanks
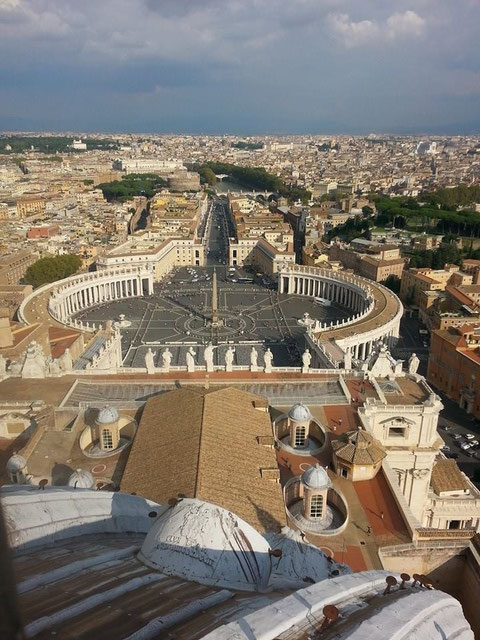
[186,346,196,372]
[48,358,61,375]
[0,354,6,376]
[162,347,172,370]
[204,342,214,372]
[225,346,235,372]
[343,347,352,371]
[145,348,156,374]
[21,342,47,379]
[250,346,258,370]
[408,352,420,375]
[60,348,73,372]
[302,348,312,372]
[264,348,274,373]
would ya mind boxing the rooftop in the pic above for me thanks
[120,386,286,533]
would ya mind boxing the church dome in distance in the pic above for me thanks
[96,405,120,425]
[6,453,27,473]
[68,468,95,489]
[138,498,272,592]
[288,402,312,422]
[301,464,331,490]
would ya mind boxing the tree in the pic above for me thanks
[24,254,82,288]
[382,275,401,294]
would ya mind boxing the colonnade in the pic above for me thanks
[279,264,403,368]
[48,268,154,325]
[281,273,366,313]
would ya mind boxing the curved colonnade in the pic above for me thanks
[19,267,155,330]
[279,264,403,365]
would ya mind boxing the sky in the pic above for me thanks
[0,0,479,135]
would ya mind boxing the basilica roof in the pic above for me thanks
[120,386,286,533]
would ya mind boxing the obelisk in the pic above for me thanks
[211,268,218,325]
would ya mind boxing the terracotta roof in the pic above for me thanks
[120,386,286,533]
[332,429,386,465]
[431,459,470,495]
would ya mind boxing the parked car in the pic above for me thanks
[445,452,459,459]
[453,433,463,440]
[441,445,451,452]
[465,433,476,440]
[460,442,472,451]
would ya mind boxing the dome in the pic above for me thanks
[138,498,272,592]
[301,464,331,490]
[6,453,27,473]
[96,405,120,425]
[68,468,95,489]
[288,403,312,422]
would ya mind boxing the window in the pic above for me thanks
[388,427,406,438]
[310,494,324,519]
[102,428,113,449]
[295,425,306,447]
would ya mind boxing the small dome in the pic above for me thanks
[96,406,119,425]
[138,498,271,592]
[68,468,95,489]
[288,403,312,422]
[301,464,331,490]
[6,453,27,473]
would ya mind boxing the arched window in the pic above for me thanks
[102,428,113,449]
[310,494,324,519]
[295,425,306,447]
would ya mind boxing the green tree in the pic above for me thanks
[24,254,82,288]
[382,275,401,294]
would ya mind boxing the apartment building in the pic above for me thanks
[428,324,480,418]
[0,249,37,285]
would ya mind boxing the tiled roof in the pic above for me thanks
[120,386,286,533]
[431,459,470,495]
[332,429,386,465]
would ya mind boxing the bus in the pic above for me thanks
[238,277,254,284]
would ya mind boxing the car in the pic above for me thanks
[452,433,463,440]
[465,433,476,440]
[460,442,472,451]
[466,448,477,457]
[470,439,480,447]
[440,424,452,432]
[441,445,450,452]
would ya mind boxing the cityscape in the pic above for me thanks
[1,2,480,640]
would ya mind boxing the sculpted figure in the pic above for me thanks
[186,346,196,372]
[0,354,6,376]
[145,348,156,374]
[204,342,215,372]
[61,348,73,372]
[162,347,172,370]
[264,347,274,373]
[225,346,235,371]
[408,352,420,375]
[250,346,258,369]
[302,348,312,369]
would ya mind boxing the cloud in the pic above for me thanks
[0,1,478,133]
[328,9,425,47]
[386,10,425,38]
